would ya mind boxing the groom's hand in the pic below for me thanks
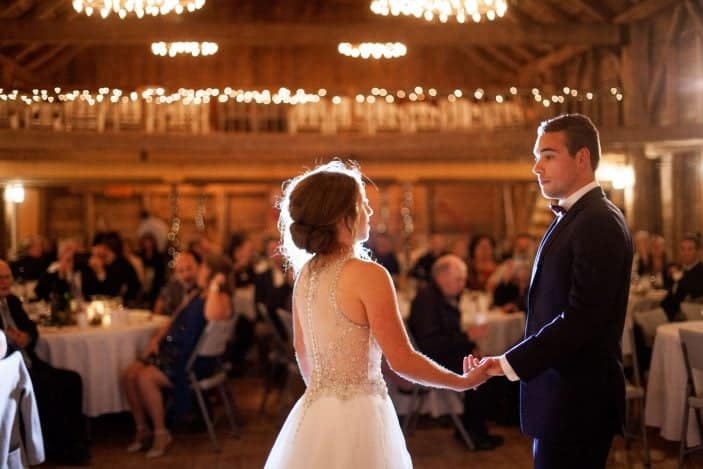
[480,356,505,377]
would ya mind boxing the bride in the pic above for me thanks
[265,161,492,468]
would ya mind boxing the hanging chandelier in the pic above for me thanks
[337,42,407,59]
[370,0,508,23]
[151,42,218,57]
[72,0,206,19]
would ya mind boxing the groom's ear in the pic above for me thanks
[575,148,591,170]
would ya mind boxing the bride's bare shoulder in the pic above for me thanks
[343,258,392,284]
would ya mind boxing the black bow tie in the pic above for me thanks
[550,204,567,216]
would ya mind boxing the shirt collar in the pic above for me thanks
[558,180,600,211]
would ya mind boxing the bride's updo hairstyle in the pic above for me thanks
[278,160,370,273]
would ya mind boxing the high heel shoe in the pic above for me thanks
[126,427,152,453]
[146,430,172,458]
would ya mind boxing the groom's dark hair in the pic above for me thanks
[538,113,601,171]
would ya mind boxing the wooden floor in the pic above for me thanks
[42,376,699,469]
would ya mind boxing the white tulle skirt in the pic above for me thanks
[264,393,413,469]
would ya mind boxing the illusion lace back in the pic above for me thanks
[297,255,387,404]
[264,255,413,469]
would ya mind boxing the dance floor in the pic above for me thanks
[42,376,698,468]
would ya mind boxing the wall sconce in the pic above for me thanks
[4,183,25,203]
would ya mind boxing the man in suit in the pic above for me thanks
[0,260,90,465]
[661,233,703,320]
[408,254,503,450]
[481,114,633,468]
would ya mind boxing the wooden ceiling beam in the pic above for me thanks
[0,160,537,184]
[614,0,679,23]
[38,46,84,77]
[684,0,703,36]
[0,19,623,46]
[519,44,591,79]
[647,4,684,112]
[0,52,37,84]
[25,44,68,71]
[479,46,522,71]
[0,0,34,18]
[566,0,610,22]
[458,47,513,81]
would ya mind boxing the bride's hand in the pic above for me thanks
[460,354,493,390]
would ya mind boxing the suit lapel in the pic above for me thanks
[527,187,605,312]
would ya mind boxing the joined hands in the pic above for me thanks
[460,355,506,390]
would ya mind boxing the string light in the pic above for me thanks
[0,85,624,107]
[72,0,206,19]
[337,42,407,59]
[370,0,508,23]
[151,42,218,57]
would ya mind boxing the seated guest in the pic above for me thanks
[492,259,530,313]
[370,232,401,279]
[227,232,257,366]
[642,234,673,289]
[35,239,83,304]
[82,231,141,306]
[10,236,50,282]
[408,255,503,450]
[153,251,200,316]
[122,254,233,458]
[466,234,497,291]
[138,233,167,309]
[661,233,703,321]
[0,260,90,465]
[254,238,294,339]
[408,233,448,283]
[487,233,534,295]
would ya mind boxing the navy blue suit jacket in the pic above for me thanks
[505,187,633,441]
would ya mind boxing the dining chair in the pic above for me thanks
[622,324,651,467]
[185,316,240,452]
[678,328,703,468]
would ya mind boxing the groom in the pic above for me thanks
[483,114,633,468]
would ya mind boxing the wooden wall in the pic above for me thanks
[18,179,538,253]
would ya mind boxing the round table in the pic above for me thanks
[645,320,703,446]
[35,310,168,417]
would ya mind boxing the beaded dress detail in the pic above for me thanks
[264,255,412,469]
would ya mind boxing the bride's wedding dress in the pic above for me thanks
[264,256,412,468]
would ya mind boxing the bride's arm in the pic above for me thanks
[358,262,489,392]
[292,299,311,386]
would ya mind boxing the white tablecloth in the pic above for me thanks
[645,320,703,446]
[468,311,526,356]
[35,311,168,417]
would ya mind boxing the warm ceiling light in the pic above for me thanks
[337,42,407,59]
[151,42,218,57]
[4,184,25,204]
[73,0,206,18]
[370,0,508,23]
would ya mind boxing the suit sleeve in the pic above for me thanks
[8,296,39,352]
[505,213,630,381]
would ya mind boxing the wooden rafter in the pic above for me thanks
[514,0,573,23]
[38,46,84,78]
[458,47,513,81]
[566,0,610,22]
[684,0,703,36]
[518,44,591,80]
[0,19,622,46]
[647,4,685,113]
[25,44,69,71]
[0,53,36,84]
[0,0,34,18]
[480,46,521,71]
[614,0,679,23]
